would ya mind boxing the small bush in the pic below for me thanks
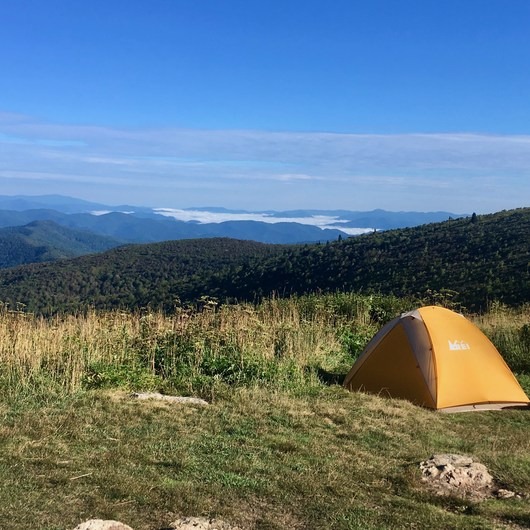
[82,362,161,391]
[338,327,373,358]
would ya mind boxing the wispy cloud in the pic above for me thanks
[1,112,529,212]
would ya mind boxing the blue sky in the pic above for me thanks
[1,0,529,212]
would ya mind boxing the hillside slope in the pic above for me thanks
[0,220,122,268]
[0,238,281,313]
[215,208,529,310]
[0,208,527,313]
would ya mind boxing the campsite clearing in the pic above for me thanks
[0,298,528,528]
[0,387,529,530]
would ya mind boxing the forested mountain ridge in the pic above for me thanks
[0,238,281,314]
[0,220,122,268]
[213,208,529,310]
[0,208,527,314]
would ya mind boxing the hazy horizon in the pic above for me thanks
[0,193,469,234]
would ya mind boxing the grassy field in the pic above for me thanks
[0,294,529,529]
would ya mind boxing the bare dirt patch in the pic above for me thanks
[166,516,243,529]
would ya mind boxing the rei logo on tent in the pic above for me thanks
[448,340,471,351]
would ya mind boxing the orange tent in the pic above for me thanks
[343,306,529,412]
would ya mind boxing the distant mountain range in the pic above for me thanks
[0,194,465,268]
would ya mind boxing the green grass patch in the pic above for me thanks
[1,387,529,529]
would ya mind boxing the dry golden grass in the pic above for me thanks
[0,296,528,398]
[0,298,351,396]
[472,302,530,331]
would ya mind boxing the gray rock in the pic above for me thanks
[431,454,473,468]
[419,454,494,500]
[496,488,516,499]
[131,392,209,406]
[73,520,134,530]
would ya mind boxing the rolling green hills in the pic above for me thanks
[215,208,530,310]
[0,220,122,268]
[0,208,528,314]
[0,237,280,313]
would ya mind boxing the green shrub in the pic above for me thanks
[82,362,160,390]
[338,327,373,358]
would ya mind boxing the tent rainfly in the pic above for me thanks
[343,306,530,412]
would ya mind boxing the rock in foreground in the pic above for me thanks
[73,520,134,530]
[419,453,517,501]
